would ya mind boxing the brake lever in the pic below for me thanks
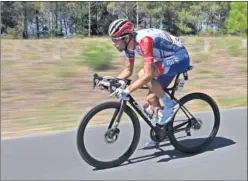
[93,73,97,89]
[93,73,103,89]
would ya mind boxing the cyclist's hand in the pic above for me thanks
[115,87,130,101]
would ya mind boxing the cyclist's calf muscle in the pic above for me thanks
[138,65,164,112]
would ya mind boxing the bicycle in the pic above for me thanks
[76,65,220,169]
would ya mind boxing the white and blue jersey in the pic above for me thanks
[124,28,191,88]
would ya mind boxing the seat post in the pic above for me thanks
[165,73,180,98]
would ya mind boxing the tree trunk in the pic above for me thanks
[23,8,28,39]
[88,2,91,37]
[125,2,128,18]
[36,9,40,38]
[60,5,63,35]
[149,16,152,28]
[136,2,139,29]
[74,19,77,34]
[55,2,58,35]
[64,18,67,35]
[96,5,98,35]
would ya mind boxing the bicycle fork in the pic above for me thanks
[108,100,127,130]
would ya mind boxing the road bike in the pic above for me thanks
[76,65,220,169]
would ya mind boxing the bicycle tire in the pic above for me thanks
[167,92,220,154]
[77,101,141,169]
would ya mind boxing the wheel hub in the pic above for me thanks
[192,118,202,130]
[104,128,120,144]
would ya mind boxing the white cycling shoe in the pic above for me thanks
[156,100,180,125]
[143,139,158,148]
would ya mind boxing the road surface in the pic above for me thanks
[1,107,247,180]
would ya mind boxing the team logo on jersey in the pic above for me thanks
[173,57,179,63]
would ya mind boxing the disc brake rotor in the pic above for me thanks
[104,128,120,144]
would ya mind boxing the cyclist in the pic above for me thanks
[100,19,191,148]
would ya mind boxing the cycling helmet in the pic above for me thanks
[108,19,134,37]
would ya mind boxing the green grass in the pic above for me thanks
[196,68,223,79]
[38,101,80,125]
[236,57,247,72]
[211,37,246,57]
[1,33,15,39]
[180,36,205,52]
[190,52,211,63]
[216,94,247,108]
[74,40,115,70]
[57,65,75,78]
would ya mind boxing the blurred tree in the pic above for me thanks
[226,2,247,35]
[1,2,20,33]
[1,1,243,38]
[143,2,162,28]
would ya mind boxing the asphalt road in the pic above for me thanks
[1,107,247,180]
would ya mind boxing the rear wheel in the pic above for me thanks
[167,92,220,154]
[77,101,141,168]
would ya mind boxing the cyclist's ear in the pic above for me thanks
[125,34,132,40]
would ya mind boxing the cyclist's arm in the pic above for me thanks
[117,51,135,79]
[127,36,154,93]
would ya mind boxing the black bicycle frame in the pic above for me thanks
[107,65,196,134]
[128,95,156,130]
[111,93,194,134]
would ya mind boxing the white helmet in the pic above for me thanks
[108,19,134,37]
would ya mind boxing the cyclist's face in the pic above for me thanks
[111,36,127,52]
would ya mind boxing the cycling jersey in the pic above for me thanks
[125,28,184,62]
[125,28,189,76]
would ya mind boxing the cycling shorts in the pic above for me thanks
[154,48,190,89]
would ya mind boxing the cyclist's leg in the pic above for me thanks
[137,68,162,112]
[143,75,176,148]
[149,74,175,113]
[143,48,190,148]
[154,48,190,125]
[138,67,166,149]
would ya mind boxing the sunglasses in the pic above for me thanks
[111,35,128,43]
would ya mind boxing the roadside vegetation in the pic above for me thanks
[1,36,247,138]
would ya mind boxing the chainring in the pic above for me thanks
[150,126,168,142]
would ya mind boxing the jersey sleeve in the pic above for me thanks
[139,36,154,63]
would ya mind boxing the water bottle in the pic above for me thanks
[176,78,185,92]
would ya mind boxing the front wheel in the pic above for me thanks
[77,101,141,169]
[167,92,220,154]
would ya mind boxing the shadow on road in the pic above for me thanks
[93,136,236,171]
